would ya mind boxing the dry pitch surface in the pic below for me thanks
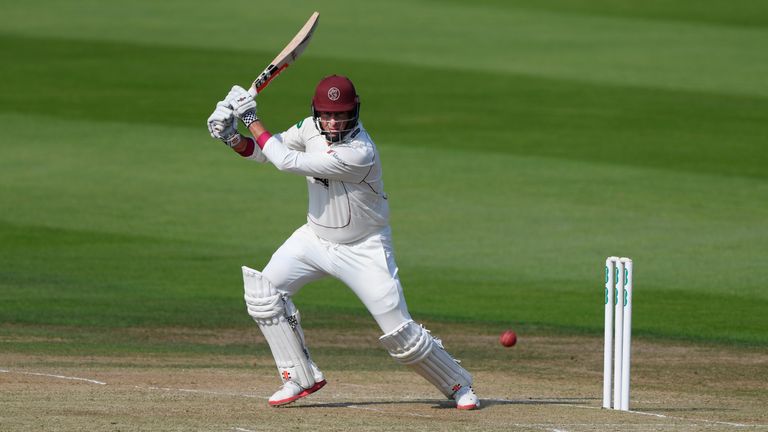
[2,323,767,432]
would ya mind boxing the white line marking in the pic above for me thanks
[232,428,257,432]
[627,410,752,428]
[0,368,106,385]
[487,397,757,429]
[626,409,667,418]
[559,402,753,428]
[1,372,761,428]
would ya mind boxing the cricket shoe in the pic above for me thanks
[269,362,326,407]
[268,379,327,407]
[454,386,480,410]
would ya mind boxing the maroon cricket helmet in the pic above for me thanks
[311,75,361,142]
[312,75,359,111]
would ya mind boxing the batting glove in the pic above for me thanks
[207,102,241,148]
[226,85,258,127]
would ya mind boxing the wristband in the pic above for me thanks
[242,111,258,127]
[256,131,272,149]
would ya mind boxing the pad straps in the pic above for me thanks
[380,320,473,398]
[242,266,316,388]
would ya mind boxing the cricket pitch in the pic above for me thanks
[1,322,766,431]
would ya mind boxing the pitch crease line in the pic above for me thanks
[485,398,752,429]
[552,402,751,428]
[0,368,106,385]
[627,408,753,428]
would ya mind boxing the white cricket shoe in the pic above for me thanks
[268,379,327,407]
[268,363,327,407]
[454,386,480,410]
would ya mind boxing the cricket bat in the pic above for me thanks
[248,11,320,96]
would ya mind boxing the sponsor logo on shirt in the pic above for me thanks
[327,149,348,166]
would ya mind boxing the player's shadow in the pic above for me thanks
[287,397,592,411]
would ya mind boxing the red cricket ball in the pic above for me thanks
[499,330,517,347]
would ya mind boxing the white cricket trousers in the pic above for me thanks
[262,224,413,334]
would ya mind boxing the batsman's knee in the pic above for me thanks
[242,266,284,324]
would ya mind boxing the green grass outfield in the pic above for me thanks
[1,0,767,347]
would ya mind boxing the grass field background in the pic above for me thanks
[1,0,767,348]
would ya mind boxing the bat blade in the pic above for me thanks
[248,11,320,96]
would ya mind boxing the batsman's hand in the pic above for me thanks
[226,85,258,127]
[207,101,241,148]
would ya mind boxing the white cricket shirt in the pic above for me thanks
[259,117,390,244]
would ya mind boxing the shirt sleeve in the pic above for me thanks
[262,134,374,183]
[280,122,305,151]
[237,120,304,162]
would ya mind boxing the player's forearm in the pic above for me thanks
[248,120,274,150]
[230,120,268,155]
[248,120,268,139]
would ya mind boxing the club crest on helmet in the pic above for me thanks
[327,87,340,101]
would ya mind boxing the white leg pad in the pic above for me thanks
[242,266,317,389]
[379,320,472,398]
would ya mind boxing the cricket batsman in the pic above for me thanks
[206,75,480,410]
